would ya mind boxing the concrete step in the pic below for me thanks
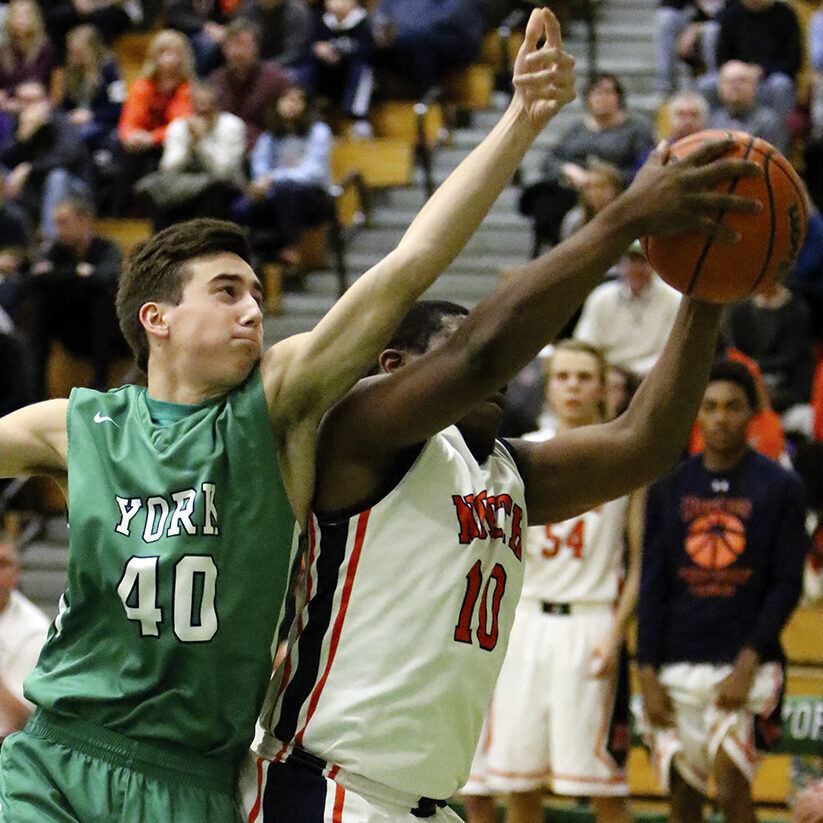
[347,224,533,256]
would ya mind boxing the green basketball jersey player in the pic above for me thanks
[0,13,580,820]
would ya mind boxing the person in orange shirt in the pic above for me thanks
[117,29,194,209]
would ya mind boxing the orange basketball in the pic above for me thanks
[640,129,808,303]
[685,512,746,569]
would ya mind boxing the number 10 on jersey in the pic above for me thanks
[454,559,506,651]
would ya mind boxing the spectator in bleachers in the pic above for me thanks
[704,59,788,153]
[371,0,490,98]
[231,82,333,267]
[166,0,237,77]
[655,0,724,96]
[787,185,823,347]
[543,73,656,191]
[0,245,27,318]
[21,195,125,396]
[42,0,139,61]
[0,0,57,119]
[135,81,246,229]
[0,529,49,743]
[638,358,808,823]
[238,0,313,78]
[520,72,655,254]
[117,28,194,207]
[209,18,290,151]
[309,0,375,137]
[559,158,623,242]
[59,25,125,155]
[58,24,126,211]
[726,280,816,423]
[0,173,32,255]
[663,88,708,140]
[1,79,90,241]
[573,239,681,376]
[805,9,823,210]
[698,0,802,128]
[605,362,641,420]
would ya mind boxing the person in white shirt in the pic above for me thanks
[136,81,247,229]
[573,239,681,375]
[0,531,49,742]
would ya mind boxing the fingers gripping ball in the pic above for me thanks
[641,129,807,303]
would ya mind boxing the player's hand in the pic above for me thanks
[715,647,758,710]
[511,8,576,129]
[587,634,618,678]
[794,780,823,823]
[622,138,762,242]
[638,667,674,727]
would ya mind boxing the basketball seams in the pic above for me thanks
[746,151,776,296]
[688,132,754,296]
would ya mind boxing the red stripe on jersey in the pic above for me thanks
[276,517,319,702]
[247,757,265,822]
[295,509,371,747]
[332,782,346,822]
[328,764,340,779]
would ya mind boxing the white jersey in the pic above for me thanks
[257,426,527,800]
[522,495,629,603]
[0,590,50,736]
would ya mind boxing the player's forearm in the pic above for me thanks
[617,298,722,484]
[612,570,640,642]
[389,101,543,296]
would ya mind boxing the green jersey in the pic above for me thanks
[25,367,296,764]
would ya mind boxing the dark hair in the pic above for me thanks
[708,358,759,411]
[264,84,313,137]
[223,16,260,43]
[584,72,626,110]
[116,219,251,373]
[386,300,469,355]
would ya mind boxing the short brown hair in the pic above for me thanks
[544,338,608,384]
[116,219,251,373]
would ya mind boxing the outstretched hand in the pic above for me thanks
[511,8,576,128]
[622,138,763,241]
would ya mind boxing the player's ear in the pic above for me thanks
[139,301,169,341]
[378,349,406,374]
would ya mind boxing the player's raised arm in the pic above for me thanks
[312,138,761,513]
[0,400,68,483]
[264,7,575,424]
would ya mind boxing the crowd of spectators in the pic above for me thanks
[0,0,507,411]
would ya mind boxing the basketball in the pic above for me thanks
[640,129,808,303]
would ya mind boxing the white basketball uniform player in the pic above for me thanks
[471,493,632,798]
[240,426,528,822]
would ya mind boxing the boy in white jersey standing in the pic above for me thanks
[243,136,764,821]
[463,339,643,823]
[0,9,578,821]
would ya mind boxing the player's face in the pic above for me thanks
[163,253,264,393]
[698,380,752,458]
[547,349,604,427]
